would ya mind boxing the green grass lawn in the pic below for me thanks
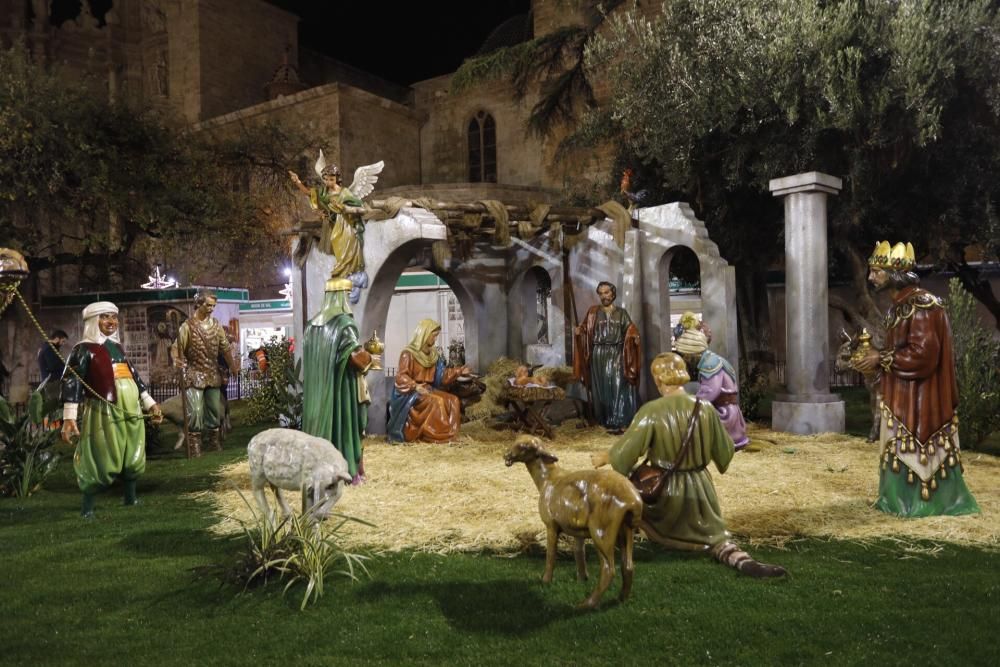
[4,418,999,666]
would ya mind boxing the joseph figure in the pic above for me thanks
[573,281,640,432]
[302,278,378,484]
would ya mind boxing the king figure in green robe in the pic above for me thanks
[302,278,377,483]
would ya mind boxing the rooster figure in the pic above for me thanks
[619,169,650,211]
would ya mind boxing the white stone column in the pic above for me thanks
[768,172,845,435]
[621,228,647,398]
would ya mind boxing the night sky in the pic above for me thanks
[267,0,533,85]
[54,1,532,86]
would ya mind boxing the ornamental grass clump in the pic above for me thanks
[0,396,61,498]
[211,490,372,610]
[276,509,373,610]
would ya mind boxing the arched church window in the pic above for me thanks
[468,111,497,183]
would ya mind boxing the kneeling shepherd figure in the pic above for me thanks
[592,352,785,577]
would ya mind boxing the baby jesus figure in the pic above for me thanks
[509,365,555,388]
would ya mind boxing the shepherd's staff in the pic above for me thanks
[173,349,193,459]
[563,245,596,426]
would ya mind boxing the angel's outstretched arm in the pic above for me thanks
[288,170,310,195]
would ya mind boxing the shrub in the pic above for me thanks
[246,337,302,427]
[739,363,769,422]
[946,278,1000,449]
[207,491,372,610]
[0,395,61,497]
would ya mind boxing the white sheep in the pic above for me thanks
[247,428,352,524]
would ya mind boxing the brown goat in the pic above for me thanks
[504,435,643,609]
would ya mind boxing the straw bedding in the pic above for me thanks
[193,422,1000,554]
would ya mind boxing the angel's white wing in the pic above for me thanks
[313,149,327,178]
[349,160,385,200]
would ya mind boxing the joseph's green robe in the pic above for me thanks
[302,312,368,477]
[609,393,734,551]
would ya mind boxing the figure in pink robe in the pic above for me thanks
[674,313,749,450]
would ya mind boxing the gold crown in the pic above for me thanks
[868,241,915,271]
[325,278,353,292]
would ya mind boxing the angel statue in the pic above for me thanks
[289,151,384,304]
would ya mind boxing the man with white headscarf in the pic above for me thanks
[61,302,162,518]
[673,312,749,450]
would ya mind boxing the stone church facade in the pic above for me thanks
[0,0,621,205]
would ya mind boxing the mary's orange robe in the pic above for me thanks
[393,351,463,443]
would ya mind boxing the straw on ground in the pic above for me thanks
[193,422,999,554]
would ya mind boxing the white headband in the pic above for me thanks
[81,301,118,320]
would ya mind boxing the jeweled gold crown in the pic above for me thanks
[868,240,915,271]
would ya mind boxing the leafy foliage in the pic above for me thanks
[246,337,302,427]
[738,363,770,422]
[0,43,304,288]
[452,1,627,135]
[0,395,61,497]
[208,491,372,611]
[588,0,1000,245]
[946,278,1000,448]
[578,0,1000,321]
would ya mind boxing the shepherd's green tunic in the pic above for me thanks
[65,341,147,495]
[608,393,734,551]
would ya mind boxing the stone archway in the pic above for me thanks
[359,250,482,434]
[510,264,565,367]
[353,209,484,434]
[637,204,737,395]
[294,201,735,428]
[563,203,737,400]
[654,245,702,355]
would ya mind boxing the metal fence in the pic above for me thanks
[147,369,267,403]
[24,368,267,405]
[773,361,865,388]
